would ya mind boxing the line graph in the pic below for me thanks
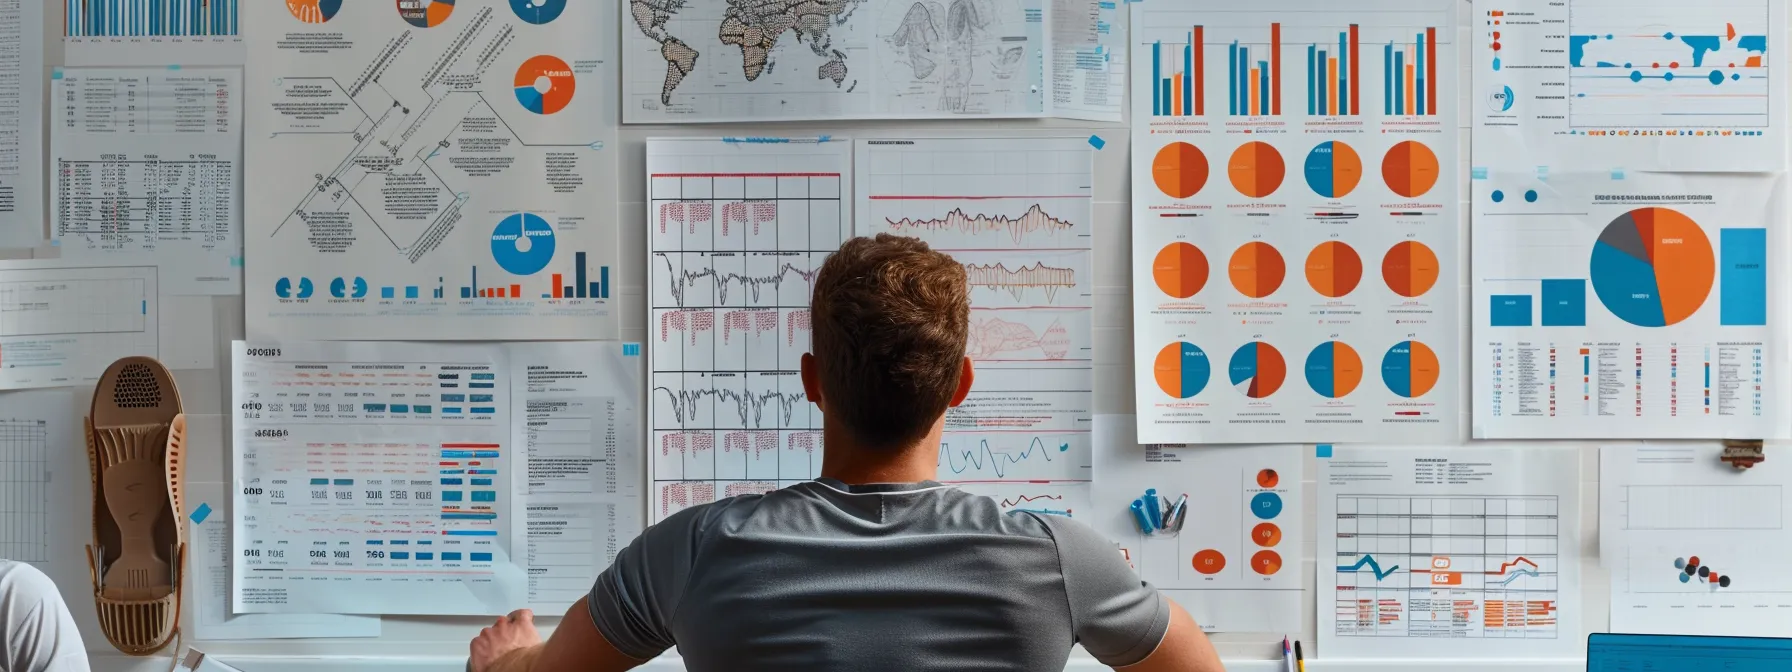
[965,261,1077,302]
[967,312,1077,361]
[654,386,810,427]
[959,482,1093,520]
[885,205,1076,245]
[1338,554,1400,580]
[939,437,1069,478]
[656,253,821,307]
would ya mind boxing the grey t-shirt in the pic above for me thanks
[590,479,1169,671]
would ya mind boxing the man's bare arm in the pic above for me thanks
[1115,599,1224,672]
[474,598,649,672]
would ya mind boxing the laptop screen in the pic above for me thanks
[1589,633,1792,671]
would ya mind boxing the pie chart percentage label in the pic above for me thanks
[1192,549,1227,575]
[1303,141,1363,198]
[1382,340,1440,398]
[1382,140,1440,199]
[1382,240,1440,298]
[1306,341,1364,399]
[1252,523,1282,547]
[1590,207,1714,327]
[1153,242,1209,299]
[288,0,342,23]
[1251,492,1284,519]
[1154,342,1212,400]
[1305,240,1363,298]
[1153,142,1210,199]
[1228,141,1286,198]
[491,213,557,276]
[1229,342,1287,399]
[1251,550,1283,575]
[515,55,577,115]
[509,0,566,24]
[1229,242,1286,299]
[396,0,455,27]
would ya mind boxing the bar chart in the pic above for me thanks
[1151,27,1206,117]
[65,0,238,38]
[1229,23,1283,116]
[1307,25,1361,116]
[1384,27,1441,115]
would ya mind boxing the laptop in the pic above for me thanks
[1588,633,1792,670]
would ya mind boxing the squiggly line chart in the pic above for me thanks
[963,261,1076,303]
[654,386,810,427]
[656,253,820,307]
[938,437,1072,479]
[885,204,1075,245]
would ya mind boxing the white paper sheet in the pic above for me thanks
[1601,444,1792,637]
[1049,0,1125,122]
[62,0,245,67]
[511,342,645,610]
[1089,416,1303,633]
[231,341,529,615]
[1318,445,1583,659]
[854,137,1094,493]
[1471,172,1788,438]
[647,138,850,521]
[157,295,218,370]
[0,0,45,248]
[186,482,380,640]
[51,67,243,295]
[0,390,70,572]
[0,260,159,390]
[1128,0,1461,444]
[1472,0,1787,172]
[244,0,620,340]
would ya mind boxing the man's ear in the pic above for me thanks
[949,357,975,407]
[800,352,824,412]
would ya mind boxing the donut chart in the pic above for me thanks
[1228,241,1286,299]
[1154,342,1212,399]
[509,0,566,24]
[1590,207,1714,327]
[1228,142,1286,198]
[515,55,577,115]
[1382,240,1441,298]
[1229,342,1286,399]
[1303,141,1363,198]
[1305,341,1364,399]
[397,0,455,28]
[490,213,556,276]
[1305,240,1363,298]
[1382,140,1441,198]
[1153,142,1210,199]
[288,0,343,23]
[1192,549,1227,575]
[1153,242,1209,299]
[1382,340,1441,399]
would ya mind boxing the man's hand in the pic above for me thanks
[470,609,543,672]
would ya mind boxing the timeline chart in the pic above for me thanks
[647,139,850,522]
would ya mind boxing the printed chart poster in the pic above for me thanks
[1472,172,1788,438]
[245,0,620,340]
[1319,445,1583,659]
[1129,0,1461,444]
[63,0,245,66]
[855,137,1094,500]
[1602,444,1792,637]
[1091,416,1302,633]
[1473,0,1787,172]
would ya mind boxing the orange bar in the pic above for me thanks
[1349,24,1360,115]
[1426,27,1437,117]
[1173,75,1183,116]
[510,284,521,298]
[1748,55,1762,67]
[1270,23,1281,115]
[552,274,563,299]
[1250,68,1260,115]
[1194,26,1205,114]
[1327,58,1339,115]
[1405,62,1415,115]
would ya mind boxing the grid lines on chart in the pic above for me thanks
[0,419,48,563]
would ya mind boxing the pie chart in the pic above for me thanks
[287,0,342,22]
[1305,341,1364,399]
[1253,523,1282,547]
[1382,140,1440,198]
[396,0,455,27]
[491,213,556,275]
[1228,242,1285,299]
[1250,492,1283,519]
[1192,549,1226,575]
[1590,207,1714,327]
[1382,240,1440,298]
[509,0,566,24]
[1251,550,1284,575]
[1229,342,1286,399]
[1382,340,1441,398]
[1153,242,1208,299]
[1303,141,1363,198]
[1153,142,1209,199]
[515,55,576,115]
[1256,469,1279,488]
[1305,240,1362,297]
[1154,342,1212,399]
[1228,141,1285,198]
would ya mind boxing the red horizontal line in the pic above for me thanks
[973,306,1092,311]
[943,430,1086,434]
[870,195,1090,200]
[941,248,1085,252]
[978,358,1094,363]
[441,444,500,448]
[653,173,841,178]
[942,479,1091,484]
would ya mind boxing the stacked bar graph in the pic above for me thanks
[1383,27,1440,115]
[1151,26,1205,117]
[66,0,239,38]
[1229,23,1282,116]
[1307,25,1361,116]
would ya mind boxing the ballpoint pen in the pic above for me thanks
[1282,637,1294,672]
[1295,640,1306,672]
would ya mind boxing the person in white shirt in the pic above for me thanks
[0,560,88,672]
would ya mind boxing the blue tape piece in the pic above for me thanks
[51,69,64,80]
[190,502,213,524]
[230,256,244,268]
[1088,135,1107,150]
[167,65,182,70]
[1470,167,1488,180]
[623,343,641,356]
[1316,444,1334,459]
[1610,169,1625,180]
[817,135,832,143]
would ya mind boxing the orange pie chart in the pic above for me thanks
[1153,142,1210,199]
[1192,549,1227,575]
[1256,468,1279,488]
[1228,242,1286,299]
[1252,550,1283,575]
[1382,140,1440,198]
[1228,141,1286,198]
[1305,240,1363,298]
[1253,523,1282,547]
[1153,242,1209,299]
[1382,240,1441,298]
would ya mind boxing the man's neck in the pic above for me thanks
[816,423,942,485]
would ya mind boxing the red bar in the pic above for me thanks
[552,274,563,299]
[510,284,521,298]
[1270,23,1281,115]
[1193,26,1204,115]
[1426,27,1437,116]
[1349,24,1360,115]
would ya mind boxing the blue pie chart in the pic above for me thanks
[508,0,565,24]
[1251,492,1283,520]
[491,213,556,276]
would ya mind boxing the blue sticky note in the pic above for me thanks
[1610,169,1625,180]
[1088,135,1107,150]
[190,502,213,524]
[1316,444,1334,459]
[623,343,641,356]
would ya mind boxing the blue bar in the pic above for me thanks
[366,540,383,545]
[460,287,471,299]
[1152,40,1162,114]
[362,403,387,412]
[442,553,463,561]
[413,405,432,413]
[333,479,354,486]
[381,287,394,299]
[1416,33,1426,114]
[471,407,497,414]
[1316,50,1327,114]
[1228,43,1237,114]
[1339,30,1348,113]
[442,450,475,459]
[1384,43,1393,114]
[1307,45,1316,115]
[391,540,408,545]
[469,383,495,389]
[442,491,464,501]
[416,552,434,560]
[441,478,463,485]
[405,286,418,299]
[472,491,497,502]
[440,394,466,402]
[466,469,498,475]
[391,404,409,413]
[1258,61,1269,116]
[1160,79,1172,115]
[418,540,432,545]
[600,266,610,299]
[1181,41,1192,115]
[1721,228,1767,326]
[1239,47,1249,114]
[1540,280,1587,327]
[471,553,493,562]
[390,552,410,560]
[444,530,498,536]
[472,373,495,380]
[1490,295,1533,327]
[309,478,328,485]
[469,394,494,402]
[441,513,498,520]
[575,253,587,298]
[1394,51,1404,113]
[471,478,493,486]
[443,408,463,414]
[473,451,500,458]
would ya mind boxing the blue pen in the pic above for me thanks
[1130,499,1155,534]
[1144,489,1163,529]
